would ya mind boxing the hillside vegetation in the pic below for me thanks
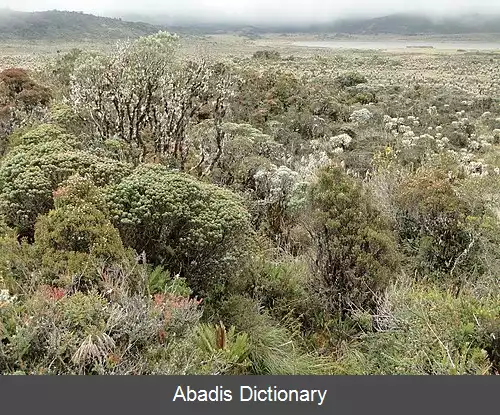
[0,9,164,41]
[0,33,499,375]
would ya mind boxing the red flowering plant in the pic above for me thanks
[52,187,69,200]
[40,285,68,301]
[153,293,203,343]
[153,293,203,320]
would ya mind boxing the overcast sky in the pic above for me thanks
[2,0,500,24]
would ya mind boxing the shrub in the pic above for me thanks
[252,50,281,60]
[105,164,255,298]
[0,228,41,294]
[231,68,301,126]
[52,174,106,209]
[69,33,233,165]
[237,252,326,332]
[47,104,86,136]
[208,123,282,188]
[0,68,31,97]
[0,68,52,108]
[305,166,399,316]
[8,123,77,148]
[49,48,83,88]
[0,139,132,237]
[339,278,498,375]
[26,175,135,290]
[34,204,126,261]
[394,168,489,282]
[0,69,52,153]
[335,71,367,88]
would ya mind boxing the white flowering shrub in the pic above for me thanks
[349,108,373,124]
[254,165,299,204]
[70,32,235,168]
[328,133,353,151]
[0,288,16,306]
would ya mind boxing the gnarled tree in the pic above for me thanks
[70,32,235,169]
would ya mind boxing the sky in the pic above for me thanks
[2,0,500,24]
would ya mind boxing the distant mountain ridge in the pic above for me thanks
[326,13,500,35]
[116,11,500,35]
[0,9,166,41]
[229,13,500,35]
[1,9,500,41]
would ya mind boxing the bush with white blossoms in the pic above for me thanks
[349,108,373,124]
[254,165,299,205]
[0,288,16,306]
[70,32,235,168]
[427,106,438,117]
[329,133,353,149]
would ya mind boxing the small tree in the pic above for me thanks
[305,167,399,316]
[0,68,51,108]
[70,33,235,167]
[335,71,367,89]
[394,168,493,287]
[0,68,52,153]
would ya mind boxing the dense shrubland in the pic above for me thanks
[0,35,499,375]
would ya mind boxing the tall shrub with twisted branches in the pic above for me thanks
[70,32,235,169]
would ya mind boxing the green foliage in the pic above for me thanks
[48,103,85,135]
[8,123,77,148]
[245,255,326,331]
[146,266,192,298]
[339,278,499,375]
[0,138,132,236]
[335,71,368,88]
[231,67,301,127]
[195,322,251,374]
[2,39,500,375]
[394,168,492,282]
[0,288,206,374]
[50,48,83,87]
[306,166,399,316]
[147,266,172,296]
[34,203,126,260]
[218,295,332,374]
[105,164,255,298]
[52,174,106,209]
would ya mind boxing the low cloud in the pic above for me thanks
[2,0,500,24]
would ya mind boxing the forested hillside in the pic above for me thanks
[0,33,499,375]
[0,9,164,40]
